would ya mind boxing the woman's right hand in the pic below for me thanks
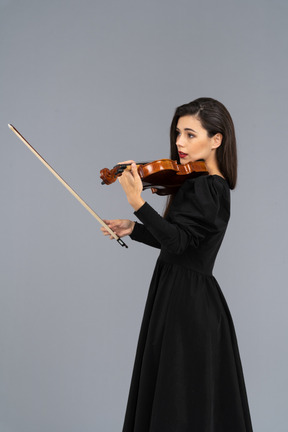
[101,219,135,239]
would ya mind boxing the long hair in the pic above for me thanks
[164,98,237,217]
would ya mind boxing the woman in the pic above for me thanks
[102,98,253,431]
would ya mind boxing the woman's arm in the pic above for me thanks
[104,163,225,254]
[101,162,162,248]
[101,219,161,249]
[116,162,195,253]
[118,165,227,254]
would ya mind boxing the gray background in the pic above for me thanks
[1,0,287,431]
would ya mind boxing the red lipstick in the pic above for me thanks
[178,151,188,158]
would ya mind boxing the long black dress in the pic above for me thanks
[123,175,253,432]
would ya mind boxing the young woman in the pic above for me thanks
[102,98,253,432]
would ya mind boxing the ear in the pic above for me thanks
[212,133,223,149]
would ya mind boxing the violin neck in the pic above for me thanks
[113,161,149,169]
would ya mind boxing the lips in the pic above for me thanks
[178,151,188,158]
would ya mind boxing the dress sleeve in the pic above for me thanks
[132,176,229,255]
[129,222,161,249]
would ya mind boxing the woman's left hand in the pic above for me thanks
[118,162,145,211]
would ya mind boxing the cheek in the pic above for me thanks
[188,142,204,154]
[187,142,211,159]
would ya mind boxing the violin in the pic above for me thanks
[100,159,208,196]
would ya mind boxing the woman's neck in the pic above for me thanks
[205,160,225,179]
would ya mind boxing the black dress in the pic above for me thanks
[123,175,253,432]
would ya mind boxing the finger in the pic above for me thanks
[118,172,129,184]
[102,227,118,239]
[131,162,141,179]
[102,219,114,227]
[117,160,135,165]
[101,224,110,232]
[131,162,138,173]
[103,219,119,229]
[101,223,115,233]
[101,225,111,234]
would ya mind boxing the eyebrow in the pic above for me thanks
[176,127,197,133]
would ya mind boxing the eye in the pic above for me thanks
[188,133,195,139]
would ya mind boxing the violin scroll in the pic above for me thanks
[100,163,142,186]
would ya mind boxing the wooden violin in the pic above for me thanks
[100,159,208,196]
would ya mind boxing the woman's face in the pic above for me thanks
[175,115,220,165]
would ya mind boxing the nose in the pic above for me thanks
[176,133,184,147]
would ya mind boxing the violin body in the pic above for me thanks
[100,159,208,196]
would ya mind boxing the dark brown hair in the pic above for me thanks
[164,97,237,217]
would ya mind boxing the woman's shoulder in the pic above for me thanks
[182,174,230,199]
[167,174,230,225]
